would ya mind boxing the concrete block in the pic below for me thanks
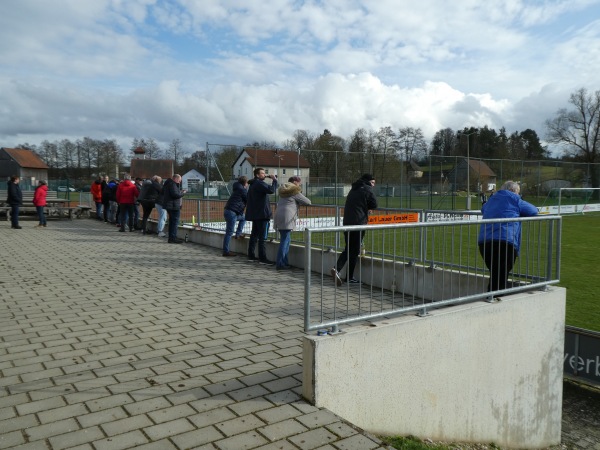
[303,287,566,448]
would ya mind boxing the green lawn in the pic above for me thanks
[558,213,600,330]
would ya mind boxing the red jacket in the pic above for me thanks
[91,181,103,203]
[116,180,139,204]
[33,185,48,207]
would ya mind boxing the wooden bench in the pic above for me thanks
[0,190,82,220]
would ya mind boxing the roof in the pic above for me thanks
[130,159,174,179]
[236,148,311,169]
[467,159,496,177]
[1,148,49,169]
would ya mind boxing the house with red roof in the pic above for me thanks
[0,147,49,188]
[232,148,311,181]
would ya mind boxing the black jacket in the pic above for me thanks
[7,180,23,206]
[245,177,277,221]
[162,178,184,210]
[224,181,248,215]
[138,180,163,205]
[342,178,378,225]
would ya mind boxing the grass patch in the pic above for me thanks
[557,213,600,330]
[380,435,501,450]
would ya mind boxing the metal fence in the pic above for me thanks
[302,215,562,332]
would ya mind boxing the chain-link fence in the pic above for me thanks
[204,143,600,209]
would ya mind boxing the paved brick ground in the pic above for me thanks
[0,219,388,450]
[1,219,598,450]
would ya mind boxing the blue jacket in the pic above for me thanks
[224,181,248,215]
[7,180,23,206]
[245,177,277,221]
[477,189,538,254]
[162,178,184,210]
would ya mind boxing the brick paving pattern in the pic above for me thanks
[0,219,387,450]
[1,219,598,450]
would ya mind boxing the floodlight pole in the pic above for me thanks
[460,131,477,210]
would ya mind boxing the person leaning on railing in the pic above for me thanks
[331,173,378,285]
[477,180,538,293]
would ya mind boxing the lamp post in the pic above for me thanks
[459,131,477,210]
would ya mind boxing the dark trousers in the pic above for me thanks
[119,204,134,231]
[10,205,20,227]
[141,202,154,232]
[102,200,110,221]
[479,241,517,292]
[167,209,180,240]
[335,230,365,281]
[248,220,269,260]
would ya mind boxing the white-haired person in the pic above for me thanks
[477,180,538,293]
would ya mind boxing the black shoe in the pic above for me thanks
[248,256,258,262]
[223,251,237,257]
[11,225,22,229]
[347,278,362,284]
[168,239,183,244]
[259,259,275,266]
[276,265,292,271]
[118,228,125,232]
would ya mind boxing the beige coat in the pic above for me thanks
[273,183,311,230]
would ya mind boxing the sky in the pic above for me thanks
[1,0,600,155]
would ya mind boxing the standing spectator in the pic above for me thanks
[101,175,110,222]
[163,174,186,243]
[6,175,23,229]
[222,175,248,256]
[331,174,378,285]
[154,178,167,237]
[478,180,538,293]
[90,177,104,220]
[103,179,118,224]
[133,177,143,229]
[246,168,277,264]
[138,176,163,235]
[116,174,138,232]
[33,180,48,228]
[274,176,311,270]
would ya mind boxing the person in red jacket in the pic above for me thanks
[116,174,139,232]
[90,177,104,220]
[33,180,48,228]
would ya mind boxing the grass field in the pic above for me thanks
[557,213,600,331]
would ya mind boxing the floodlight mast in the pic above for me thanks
[459,130,478,210]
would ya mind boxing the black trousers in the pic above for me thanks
[248,220,269,260]
[141,202,155,232]
[479,241,517,292]
[335,230,365,281]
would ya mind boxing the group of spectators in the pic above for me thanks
[222,167,311,270]
[7,168,537,295]
[91,173,187,243]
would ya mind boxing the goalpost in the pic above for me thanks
[557,187,600,215]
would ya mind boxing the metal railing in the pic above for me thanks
[303,215,561,332]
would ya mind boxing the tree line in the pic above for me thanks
[13,88,600,185]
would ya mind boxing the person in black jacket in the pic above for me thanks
[246,168,277,264]
[222,176,248,256]
[331,173,378,285]
[138,176,163,235]
[7,175,23,229]
[162,174,186,243]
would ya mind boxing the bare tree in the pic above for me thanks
[546,88,600,190]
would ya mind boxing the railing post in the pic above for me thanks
[304,228,312,332]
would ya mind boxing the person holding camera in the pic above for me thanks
[246,168,278,265]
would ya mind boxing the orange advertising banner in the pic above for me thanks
[368,213,419,224]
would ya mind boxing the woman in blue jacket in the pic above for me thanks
[478,181,538,292]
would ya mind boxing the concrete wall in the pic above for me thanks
[303,287,566,448]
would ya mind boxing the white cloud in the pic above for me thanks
[1,0,600,153]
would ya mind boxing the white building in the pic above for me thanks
[181,169,206,193]
[231,148,311,181]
